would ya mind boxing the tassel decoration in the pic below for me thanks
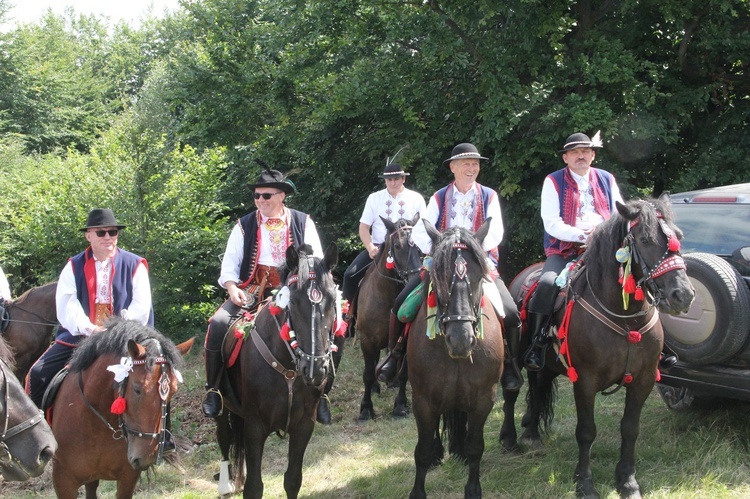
[624,274,636,294]
[385,256,395,270]
[668,236,680,252]
[111,396,127,415]
[280,322,292,341]
[627,330,642,343]
[623,374,634,384]
[634,286,645,301]
[655,369,661,382]
[427,292,437,308]
[567,367,579,382]
[269,304,283,316]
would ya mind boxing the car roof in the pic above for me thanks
[670,183,750,204]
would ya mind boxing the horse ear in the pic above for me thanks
[411,212,420,226]
[422,218,441,245]
[176,337,195,356]
[381,216,396,233]
[286,245,300,270]
[475,217,492,245]
[616,200,637,220]
[323,243,338,271]
[127,339,147,360]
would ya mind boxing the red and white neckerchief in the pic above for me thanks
[95,258,112,304]
[263,215,288,265]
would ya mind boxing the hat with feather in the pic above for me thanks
[378,145,411,178]
[559,131,603,153]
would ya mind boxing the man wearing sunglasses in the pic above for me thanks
[27,208,153,407]
[203,169,332,421]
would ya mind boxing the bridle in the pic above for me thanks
[432,241,483,337]
[0,358,46,472]
[377,223,421,284]
[277,258,335,386]
[81,339,176,463]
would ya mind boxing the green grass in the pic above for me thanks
[6,338,750,498]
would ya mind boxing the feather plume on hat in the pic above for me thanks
[590,130,603,148]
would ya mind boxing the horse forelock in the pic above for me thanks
[68,318,185,373]
[430,227,488,302]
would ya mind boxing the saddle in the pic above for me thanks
[41,366,70,419]
[221,296,272,369]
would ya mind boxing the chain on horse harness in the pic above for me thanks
[566,210,686,394]
[0,358,45,472]
[250,257,334,435]
[79,338,175,463]
[431,241,483,340]
[376,223,421,284]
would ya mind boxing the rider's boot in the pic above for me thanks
[523,312,549,371]
[659,344,678,369]
[500,320,523,392]
[202,348,224,418]
[376,312,405,383]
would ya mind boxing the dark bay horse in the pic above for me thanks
[50,318,194,498]
[501,196,694,498]
[357,214,421,421]
[0,335,57,481]
[407,219,504,499]
[2,282,57,381]
[214,243,338,499]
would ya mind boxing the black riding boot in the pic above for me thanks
[500,320,523,392]
[659,344,678,369]
[377,312,405,383]
[202,348,224,418]
[523,312,549,371]
[317,336,345,425]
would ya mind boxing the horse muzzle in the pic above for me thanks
[298,354,331,388]
[443,322,477,359]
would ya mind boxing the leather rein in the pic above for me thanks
[0,358,45,471]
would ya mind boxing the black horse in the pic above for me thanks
[0,334,57,481]
[501,196,694,498]
[407,219,504,499]
[213,243,338,499]
[357,214,421,421]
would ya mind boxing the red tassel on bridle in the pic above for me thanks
[427,292,437,308]
[111,395,127,415]
[668,236,680,252]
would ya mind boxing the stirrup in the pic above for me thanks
[202,388,224,418]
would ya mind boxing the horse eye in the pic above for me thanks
[132,384,142,396]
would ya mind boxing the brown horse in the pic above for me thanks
[214,243,338,499]
[501,196,694,498]
[407,219,504,499]
[0,334,57,481]
[49,318,194,499]
[357,214,421,421]
[2,282,58,381]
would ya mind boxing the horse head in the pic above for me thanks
[0,337,56,481]
[279,243,338,387]
[94,320,193,471]
[380,213,422,281]
[615,195,695,315]
[424,218,491,359]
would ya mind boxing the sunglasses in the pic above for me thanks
[91,229,119,237]
[254,192,283,200]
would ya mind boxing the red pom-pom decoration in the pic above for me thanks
[385,259,395,270]
[559,342,568,355]
[627,330,642,343]
[111,396,127,415]
[623,374,633,384]
[623,274,636,294]
[655,369,661,382]
[668,236,680,252]
[269,304,283,316]
[427,292,437,308]
[234,328,244,339]
[634,286,645,301]
[567,367,579,382]
[280,322,292,341]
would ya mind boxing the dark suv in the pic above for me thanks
[657,183,750,408]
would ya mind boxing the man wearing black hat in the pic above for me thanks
[523,132,624,370]
[27,208,153,407]
[378,143,523,392]
[202,169,327,420]
[341,162,426,305]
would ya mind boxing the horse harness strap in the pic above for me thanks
[78,371,122,438]
[250,327,297,435]
[0,359,45,465]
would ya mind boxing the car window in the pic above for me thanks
[671,204,750,269]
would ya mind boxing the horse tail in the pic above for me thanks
[228,412,246,486]
[525,371,558,435]
[441,409,468,463]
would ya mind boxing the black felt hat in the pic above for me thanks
[443,143,488,165]
[559,132,603,153]
[378,163,410,178]
[248,169,297,194]
[80,209,126,232]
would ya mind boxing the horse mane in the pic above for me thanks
[585,196,677,272]
[430,226,490,302]
[68,318,186,373]
[0,335,15,370]
[278,244,335,300]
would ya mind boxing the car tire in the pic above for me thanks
[661,253,750,364]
